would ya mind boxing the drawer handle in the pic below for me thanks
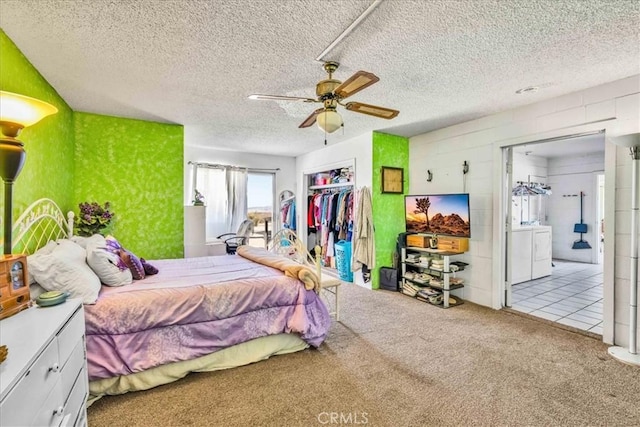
[49,363,60,373]
[53,406,64,416]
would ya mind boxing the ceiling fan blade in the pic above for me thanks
[345,102,399,119]
[299,108,324,128]
[248,94,317,103]
[334,71,380,99]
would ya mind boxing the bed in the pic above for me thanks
[12,199,332,402]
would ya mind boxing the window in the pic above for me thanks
[247,172,275,247]
[190,164,275,246]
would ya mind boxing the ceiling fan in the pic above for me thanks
[248,62,399,134]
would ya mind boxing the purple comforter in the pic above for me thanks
[84,254,331,381]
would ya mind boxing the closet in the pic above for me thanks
[305,166,355,271]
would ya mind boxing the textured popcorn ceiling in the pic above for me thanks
[1,0,638,156]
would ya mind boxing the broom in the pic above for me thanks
[572,191,591,249]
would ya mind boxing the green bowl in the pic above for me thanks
[36,291,69,307]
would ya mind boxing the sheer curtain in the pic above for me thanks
[191,165,248,242]
[194,168,227,240]
[225,168,248,232]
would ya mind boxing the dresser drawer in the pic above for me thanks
[0,338,60,426]
[61,339,85,399]
[58,308,84,365]
[32,378,64,427]
[65,366,88,427]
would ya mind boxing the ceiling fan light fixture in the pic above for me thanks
[317,110,342,133]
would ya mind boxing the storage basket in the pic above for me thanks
[334,240,353,282]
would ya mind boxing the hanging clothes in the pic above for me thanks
[352,186,375,271]
[280,198,296,229]
[306,186,354,265]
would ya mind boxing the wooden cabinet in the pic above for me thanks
[0,299,88,427]
[0,255,31,320]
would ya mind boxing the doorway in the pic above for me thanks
[504,132,605,334]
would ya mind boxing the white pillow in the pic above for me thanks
[27,240,59,285]
[28,239,101,304]
[70,234,105,249]
[86,238,133,287]
[29,282,47,300]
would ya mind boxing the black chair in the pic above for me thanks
[217,219,254,254]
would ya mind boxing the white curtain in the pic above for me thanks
[193,168,227,241]
[191,165,248,241]
[225,168,248,232]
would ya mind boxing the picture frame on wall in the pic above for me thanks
[381,166,404,194]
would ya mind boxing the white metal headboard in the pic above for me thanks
[9,198,75,255]
[268,228,323,291]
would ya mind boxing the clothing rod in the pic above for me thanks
[188,161,280,173]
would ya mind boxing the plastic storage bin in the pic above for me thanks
[334,240,353,282]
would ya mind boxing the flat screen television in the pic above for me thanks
[405,193,471,237]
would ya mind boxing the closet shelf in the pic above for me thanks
[309,182,354,190]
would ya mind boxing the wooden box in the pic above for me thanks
[0,255,31,320]
[437,237,469,253]
[406,234,430,248]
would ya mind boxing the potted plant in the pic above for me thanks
[193,189,205,206]
[75,201,114,236]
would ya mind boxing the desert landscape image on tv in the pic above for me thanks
[405,194,471,237]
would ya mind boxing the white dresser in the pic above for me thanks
[0,299,88,427]
[184,205,208,257]
[184,205,227,257]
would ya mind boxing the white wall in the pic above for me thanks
[183,145,297,207]
[547,151,604,262]
[409,74,640,348]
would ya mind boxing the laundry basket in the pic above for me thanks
[334,240,353,282]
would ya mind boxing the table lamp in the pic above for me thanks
[0,91,58,254]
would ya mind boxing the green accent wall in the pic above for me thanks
[1,31,184,258]
[74,112,184,259]
[372,132,409,289]
[0,30,75,233]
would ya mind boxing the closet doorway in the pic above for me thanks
[504,132,605,335]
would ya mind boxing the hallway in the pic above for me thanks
[511,259,603,335]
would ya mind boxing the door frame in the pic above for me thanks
[493,123,616,344]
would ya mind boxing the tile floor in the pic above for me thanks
[511,259,603,335]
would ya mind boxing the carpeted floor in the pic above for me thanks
[88,283,640,426]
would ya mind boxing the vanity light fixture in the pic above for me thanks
[0,91,58,254]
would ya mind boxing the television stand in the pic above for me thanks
[400,244,468,308]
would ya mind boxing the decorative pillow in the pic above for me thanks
[121,250,145,280]
[104,236,128,270]
[104,235,145,280]
[140,258,159,275]
[27,239,101,304]
[86,236,133,287]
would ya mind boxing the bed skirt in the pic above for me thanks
[88,333,309,405]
